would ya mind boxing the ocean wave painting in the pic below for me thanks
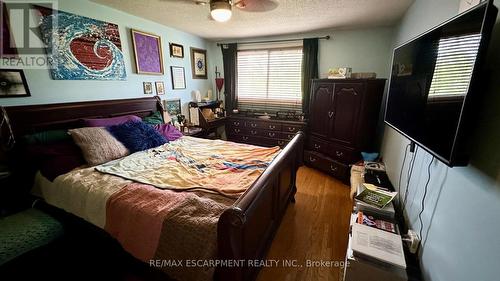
[37,6,126,80]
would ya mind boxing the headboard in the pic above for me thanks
[4,97,163,138]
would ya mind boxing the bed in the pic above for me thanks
[4,97,304,281]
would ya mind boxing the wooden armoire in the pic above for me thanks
[304,79,386,182]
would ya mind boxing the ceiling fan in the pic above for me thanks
[170,0,279,22]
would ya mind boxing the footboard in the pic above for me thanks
[216,132,305,281]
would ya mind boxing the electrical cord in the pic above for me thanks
[402,146,418,211]
[398,143,411,208]
[418,155,435,241]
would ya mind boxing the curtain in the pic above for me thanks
[301,38,319,116]
[221,43,238,112]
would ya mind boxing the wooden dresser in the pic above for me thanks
[227,116,306,148]
[304,79,386,183]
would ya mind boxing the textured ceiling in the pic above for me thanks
[91,0,414,40]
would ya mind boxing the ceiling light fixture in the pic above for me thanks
[210,0,232,22]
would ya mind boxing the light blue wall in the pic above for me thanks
[0,0,215,116]
[381,1,500,281]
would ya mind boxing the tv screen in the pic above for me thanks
[385,1,497,166]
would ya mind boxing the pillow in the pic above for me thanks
[142,111,164,125]
[153,124,183,141]
[82,115,141,127]
[25,141,86,181]
[23,129,71,145]
[107,121,167,153]
[69,127,129,165]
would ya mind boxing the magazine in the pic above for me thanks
[354,183,397,209]
[357,211,397,233]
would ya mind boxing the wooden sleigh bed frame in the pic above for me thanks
[4,97,304,281]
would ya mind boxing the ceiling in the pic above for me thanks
[91,0,414,40]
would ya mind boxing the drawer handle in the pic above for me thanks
[278,141,285,146]
[336,151,344,157]
[268,132,276,137]
[269,125,276,129]
[328,111,334,118]
[242,136,249,141]
[233,121,240,126]
[309,156,317,162]
[314,144,321,149]
[251,130,258,135]
[330,165,338,172]
[234,128,241,133]
[251,123,258,128]
[288,127,295,132]
[342,88,358,96]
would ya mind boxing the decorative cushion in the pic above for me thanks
[153,124,183,141]
[142,111,164,125]
[107,121,167,153]
[22,130,71,145]
[69,127,129,166]
[82,115,141,127]
[0,208,64,266]
[25,141,86,181]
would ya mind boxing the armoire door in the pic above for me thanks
[329,83,364,146]
[309,82,334,139]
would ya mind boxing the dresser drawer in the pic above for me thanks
[227,126,248,136]
[304,150,349,183]
[229,119,244,127]
[245,120,282,131]
[328,143,358,163]
[306,136,330,155]
[282,124,304,134]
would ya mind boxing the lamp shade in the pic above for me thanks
[210,0,232,22]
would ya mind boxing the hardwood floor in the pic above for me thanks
[257,166,353,281]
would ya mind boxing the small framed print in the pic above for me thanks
[190,47,207,79]
[0,69,31,98]
[143,82,153,94]
[170,66,186,89]
[169,43,184,58]
[155,81,165,95]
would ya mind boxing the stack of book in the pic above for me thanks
[354,183,397,219]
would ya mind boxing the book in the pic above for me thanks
[355,183,397,209]
[351,223,406,269]
[357,211,397,234]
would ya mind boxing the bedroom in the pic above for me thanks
[0,0,499,281]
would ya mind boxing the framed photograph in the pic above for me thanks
[131,29,164,75]
[143,82,153,94]
[170,66,186,89]
[0,69,31,98]
[190,47,207,79]
[155,81,165,95]
[169,43,184,58]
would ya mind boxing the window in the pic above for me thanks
[237,47,303,112]
[429,33,482,97]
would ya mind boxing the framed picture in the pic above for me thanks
[143,82,153,94]
[163,98,182,123]
[0,69,31,98]
[155,81,165,95]
[190,47,207,79]
[170,66,186,89]
[131,29,164,75]
[169,43,184,58]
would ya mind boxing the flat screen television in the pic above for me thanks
[385,0,498,166]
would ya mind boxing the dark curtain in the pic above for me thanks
[221,43,238,112]
[301,38,319,116]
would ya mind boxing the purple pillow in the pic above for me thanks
[107,121,168,153]
[82,115,141,127]
[25,141,86,181]
[153,124,183,141]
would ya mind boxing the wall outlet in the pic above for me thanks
[405,230,420,254]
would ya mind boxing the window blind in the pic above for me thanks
[237,47,303,113]
[429,33,482,97]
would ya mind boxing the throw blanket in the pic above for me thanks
[96,136,281,197]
